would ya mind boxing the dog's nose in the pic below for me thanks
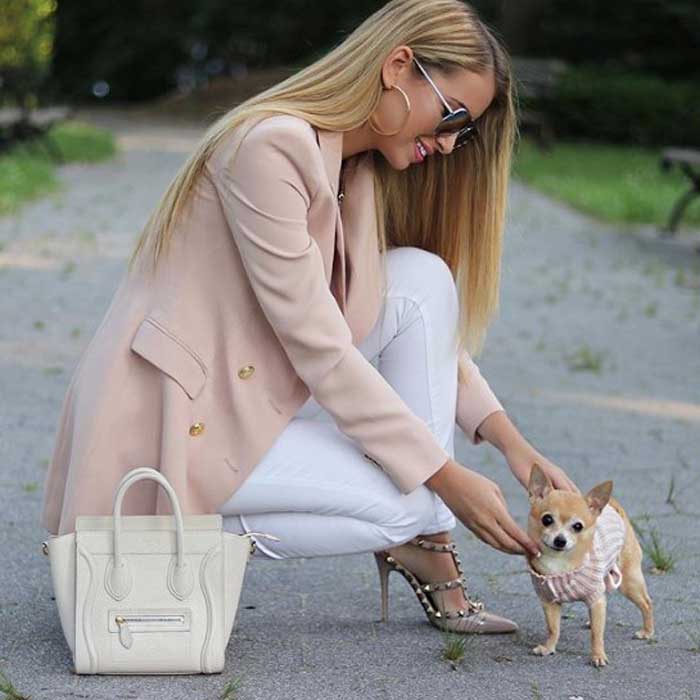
[553,536,567,549]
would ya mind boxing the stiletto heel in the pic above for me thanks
[373,552,392,622]
[372,537,519,634]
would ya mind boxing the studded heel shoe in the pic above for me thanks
[373,537,519,634]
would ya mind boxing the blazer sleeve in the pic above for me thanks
[207,119,450,493]
[456,350,506,445]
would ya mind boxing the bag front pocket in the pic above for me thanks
[109,608,192,649]
[105,607,195,672]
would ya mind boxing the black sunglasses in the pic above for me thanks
[412,56,478,149]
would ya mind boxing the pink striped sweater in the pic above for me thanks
[527,504,626,607]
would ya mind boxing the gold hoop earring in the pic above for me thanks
[368,84,411,136]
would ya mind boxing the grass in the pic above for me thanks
[0,120,116,216]
[564,344,605,372]
[0,664,245,699]
[530,680,543,699]
[0,667,29,700]
[685,627,700,653]
[630,515,676,573]
[219,675,244,699]
[440,629,474,670]
[512,137,700,230]
[666,474,681,512]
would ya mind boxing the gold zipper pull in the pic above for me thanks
[115,615,133,649]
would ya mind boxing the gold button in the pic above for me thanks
[238,365,255,380]
[189,422,205,436]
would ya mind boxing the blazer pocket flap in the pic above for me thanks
[130,318,207,400]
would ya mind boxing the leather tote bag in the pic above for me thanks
[41,466,279,675]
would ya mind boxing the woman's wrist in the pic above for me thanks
[476,410,530,456]
[424,457,461,494]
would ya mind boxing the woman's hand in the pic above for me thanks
[425,459,542,558]
[505,444,581,495]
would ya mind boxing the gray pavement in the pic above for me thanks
[1,108,699,700]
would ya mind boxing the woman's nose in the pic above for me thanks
[435,132,459,155]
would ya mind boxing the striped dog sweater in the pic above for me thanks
[528,504,626,607]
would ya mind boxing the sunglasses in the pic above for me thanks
[412,56,478,150]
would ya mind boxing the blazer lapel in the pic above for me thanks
[315,127,346,314]
[314,125,385,347]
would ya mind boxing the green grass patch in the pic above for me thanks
[630,515,677,574]
[512,137,700,230]
[0,120,116,216]
[0,667,29,700]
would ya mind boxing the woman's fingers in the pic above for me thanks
[555,472,580,495]
[485,523,527,555]
[497,514,540,556]
[471,511,529,555]
[471,524,509,553]
[489,488,540,556]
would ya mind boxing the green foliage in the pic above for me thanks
[632,519,676,574]
[0,0,54,68]
[0,667,29,700]
[0,0,56,107]
[0,120,115,215]
[513,137,700,227]
[526,66,700,147]
[51,1,390,103]
[522,0,699,80]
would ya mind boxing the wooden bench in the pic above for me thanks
[0,105,73,162]
[511,57,568,151]
[659,148,700,236]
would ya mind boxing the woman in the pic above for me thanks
[40,0,580,636]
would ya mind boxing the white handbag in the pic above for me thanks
[41,466,279,675]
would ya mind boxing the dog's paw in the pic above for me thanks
[590,650,609,667]
[634,628,654,640]
[532,644,556,656]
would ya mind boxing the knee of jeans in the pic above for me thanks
[378,484,440,546]
[386,246,459,317]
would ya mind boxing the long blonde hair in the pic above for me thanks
[128,0,518,363]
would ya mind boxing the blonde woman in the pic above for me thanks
[41,0,580,636]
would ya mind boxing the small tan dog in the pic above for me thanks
[525,463,654,666]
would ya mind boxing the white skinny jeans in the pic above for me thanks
[217,246,459,559]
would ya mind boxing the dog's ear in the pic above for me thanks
[585,480,613,516]
[528,462,553,501]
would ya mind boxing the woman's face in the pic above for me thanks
[373,46,496,169]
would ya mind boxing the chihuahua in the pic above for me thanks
[525,463,654,666]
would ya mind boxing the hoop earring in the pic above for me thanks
[368,84,411,136]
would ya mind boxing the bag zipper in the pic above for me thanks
[114,613,187,649]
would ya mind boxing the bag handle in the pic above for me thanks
[107,467,193,600]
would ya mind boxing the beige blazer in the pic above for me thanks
[40,114,505,536]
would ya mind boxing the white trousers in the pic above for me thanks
[217,246,458,559]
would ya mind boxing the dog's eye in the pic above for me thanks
[541,514,554,526]
[572,522,583,532]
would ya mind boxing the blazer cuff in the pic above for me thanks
[455,357,505,445]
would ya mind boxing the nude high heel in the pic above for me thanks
[373,536,519,634]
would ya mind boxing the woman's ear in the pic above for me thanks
[380,45,414,89]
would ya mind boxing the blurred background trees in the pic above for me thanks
[2,0,699,231]
[2,0,697,146]
[0,0,55,113]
